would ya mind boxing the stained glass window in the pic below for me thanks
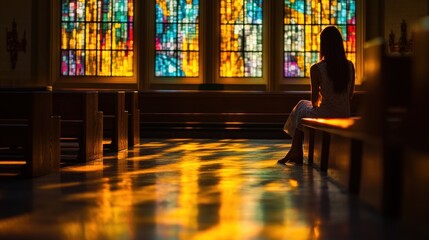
[284,0,356,77]
[220,0,263,78]
[155,0,199,77]
[61,0,134,76]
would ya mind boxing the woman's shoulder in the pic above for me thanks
[311,61,328,74]
[311,61,325,69]
[310,62,321,73]
[346,60,355,71]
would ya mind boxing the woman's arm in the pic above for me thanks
[349,61,356,100]
[310,64,321,107]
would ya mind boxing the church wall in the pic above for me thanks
[0,0,51,88]
[384,0,429,46]
[1,1,428,89]
[0,0,33,87]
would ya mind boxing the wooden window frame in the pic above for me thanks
[51,0,139,89]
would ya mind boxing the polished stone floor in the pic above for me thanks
[0,139,401,239]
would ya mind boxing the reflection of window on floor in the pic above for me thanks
[284,0,356,78]
[220,0,263,78]
[155,0,200,77]
[60,0,134,76]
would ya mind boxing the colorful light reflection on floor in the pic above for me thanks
[0,139,395,239]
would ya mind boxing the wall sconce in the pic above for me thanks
[388,19,414,54]
[6,19,27,70]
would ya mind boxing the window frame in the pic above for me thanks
[146,0,204,85]
[52,0,363,90]
[214,0,268,85]
[51,0,139,88]
[278,0,364,87]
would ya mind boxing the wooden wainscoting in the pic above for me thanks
[139,90,363,139]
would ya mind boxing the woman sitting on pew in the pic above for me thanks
[278,26,355,165]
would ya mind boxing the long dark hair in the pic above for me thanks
[320,26,351,93]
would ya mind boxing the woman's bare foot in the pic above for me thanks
[278,130,304,165]
[284,155,303,165]
[277,151,303,165]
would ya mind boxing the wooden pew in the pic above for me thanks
[357,39,411,218]
[99,91,128,152]
[125,91,140,148]
[139,90,364,139]
[302,39,412,218]
[0,91,60,177]
[400,17,429,238]
[302,118,363,194]
[53,91,103,162]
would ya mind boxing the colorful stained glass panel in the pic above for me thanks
[284,0,356,78]
[245,52,263,76]
[155,0,199,77]
[179,52,199,76]
[112,51,133,76]
[220,0,263,77]
[244,25,263,51]
[156,51,178,77]
[284,25,304,51]
[85,51,97,75]
[61,0,134,76]
[284,0,305,24]
[284,52,305,77]
[220,52,244,77]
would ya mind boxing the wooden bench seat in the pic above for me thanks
[301,117,363,194]
[0,91,60,177]
[53,91,103,162]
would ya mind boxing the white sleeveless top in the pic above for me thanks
[283,60,354,137]
[315,60,354,117]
